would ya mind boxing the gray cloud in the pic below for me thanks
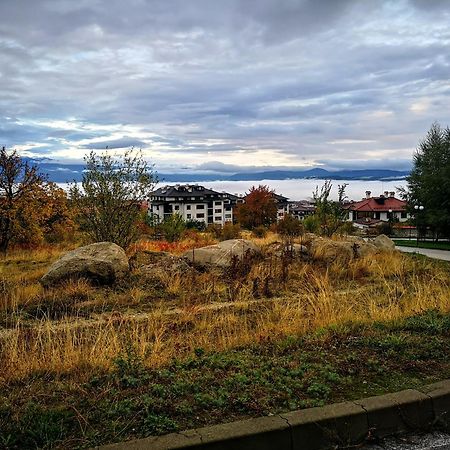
[81,137,147,149]
[1,0,449,171]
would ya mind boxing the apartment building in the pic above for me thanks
[148,184,241,225]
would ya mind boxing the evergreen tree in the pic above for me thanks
[406,123,450,239]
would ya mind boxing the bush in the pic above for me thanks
[376,222,392,236]
[252,225,267,238]
[185,220,206,231]
[337,221,357,236]
[221,222,241,240]
[160,213,186,242]
[303,215,320,233]
[206,223,222,239]
[277,214,303,237]
[207,222,241,241]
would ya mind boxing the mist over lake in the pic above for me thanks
[58,178,406,201]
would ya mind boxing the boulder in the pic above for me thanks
[372,234,396,251]
[354,241,379,258]
[270,242,308,257]
[132,250,191,279]
[182,239,260,268]
[343,235,365,243]
[41,242,129,287]
[310,239,354,265]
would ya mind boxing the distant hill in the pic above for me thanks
[26,160,409,183]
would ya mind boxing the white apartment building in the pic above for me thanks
[148,184,241,226]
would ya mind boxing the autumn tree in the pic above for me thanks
[70,150,157,249]
[0,147,46,252]
[12,182,76,246]
[235,185,278,229]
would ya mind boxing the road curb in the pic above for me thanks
[98,379,450,450]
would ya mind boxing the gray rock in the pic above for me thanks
[182,239,260,267]
[134,251,191,279]
[310,239,354,264]
[372,234,396,251]
[41,242,129,287]
[355,241,379,258]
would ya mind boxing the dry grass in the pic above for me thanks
[1,236,449,384]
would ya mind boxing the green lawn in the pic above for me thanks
[1,310,449,449]
[393,240,450,251]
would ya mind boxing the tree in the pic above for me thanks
[70,150,157,249]
[11,181,76,246]
[235,185,278,229]
[312,180,348,237]
[405,123,450,239]
[0,147,46,252]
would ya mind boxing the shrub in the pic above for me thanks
[252,225,267,238]
[303,215,320,233]
[277,214,303,238]
[221,222,241,240]
[160,213,186,242]
[337,221,357,236]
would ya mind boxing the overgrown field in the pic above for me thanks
[0,234,449,448]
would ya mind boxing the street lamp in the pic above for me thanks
[388,209,393,236]
[414,205,424,247]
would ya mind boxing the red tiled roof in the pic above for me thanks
[345,196,407,212]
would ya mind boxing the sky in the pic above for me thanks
[1,0,449,174]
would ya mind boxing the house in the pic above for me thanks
[288,201,316,221]
[148,184,241,226]
[345,191,410,226]
[273,193,290,221]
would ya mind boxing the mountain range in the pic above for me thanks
[25,160,410,183]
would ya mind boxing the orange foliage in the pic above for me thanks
[235,185,278,229]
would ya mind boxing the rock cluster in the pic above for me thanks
[40,234,396,287]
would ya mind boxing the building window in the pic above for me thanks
[401,212,407,219]
[174,205,179,210]
[186,205,191,210]
[197,213,204,218]
[215,216,221,221]
[215,201,221,205]
[225,206,232,211]
[225,214,232,218]
[215,208,221,213]
[187,214,191,219]
[197,205,205,210]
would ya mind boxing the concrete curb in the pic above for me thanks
[98,379,450,450]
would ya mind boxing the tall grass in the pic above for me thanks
[1,239,449,384]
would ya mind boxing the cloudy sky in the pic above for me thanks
[1,0,449,174]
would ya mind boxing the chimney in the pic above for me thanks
[384,191,389,197]
[389,191,395,198]
[365,190,371,199]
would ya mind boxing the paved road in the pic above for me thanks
[362,431,450,449]
[396,246,450,262]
